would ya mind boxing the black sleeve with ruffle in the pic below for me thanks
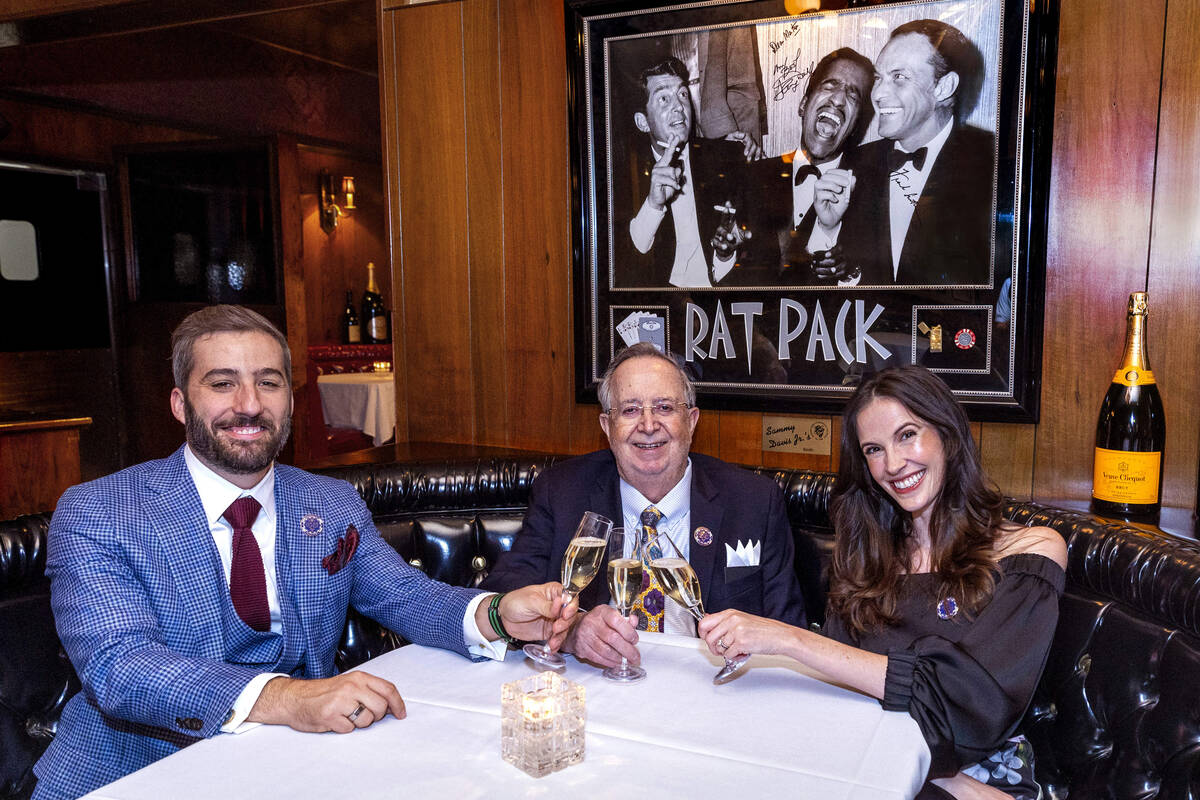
[829,553,1064,777]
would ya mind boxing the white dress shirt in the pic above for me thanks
[617,460,697,636]
[181,447,505,735]
[628,144,736,287]
[795,152,844,253]
[887,118,954,278]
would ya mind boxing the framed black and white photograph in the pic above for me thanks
[568,0,1057,421]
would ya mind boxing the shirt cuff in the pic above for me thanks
[463,592,509,661]
[882,650,917,712]
[222,672,286,734]
[808,221,841,252]
[629,199,666,254]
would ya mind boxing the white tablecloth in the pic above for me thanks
[316,372,396,446]
[83,633,929,799]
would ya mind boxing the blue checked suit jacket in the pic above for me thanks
[33,446,483,800]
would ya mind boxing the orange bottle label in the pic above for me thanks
[1092,447,1161,504]
[1111,368,1156,386]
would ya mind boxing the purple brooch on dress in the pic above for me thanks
[936,596,959,620]
[300,514,324,537]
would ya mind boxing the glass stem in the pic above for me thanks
[620,610,632,670]
[547,589,576,653]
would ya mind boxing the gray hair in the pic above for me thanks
[597,343,696,411]
[171,305,292,389]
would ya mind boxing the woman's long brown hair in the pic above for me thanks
[827,365,1006,638]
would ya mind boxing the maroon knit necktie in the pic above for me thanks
[225,496,270,632]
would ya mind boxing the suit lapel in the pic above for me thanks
[274,468,331,673]
[579,467,621,608]
[146,448,228,659]
[687,461,724,602]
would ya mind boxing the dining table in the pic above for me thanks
[82,632,929,799]
[315,371,396,446]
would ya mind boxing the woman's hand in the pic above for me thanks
[696,609,800,660]
[930,772,1014,799]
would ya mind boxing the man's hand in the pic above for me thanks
[723,130,763,161]
[710,221,751,260]
[249,672,406,733]
[493,583,577,650]
[561,606,640,668]
[647,133,685,210]
[812,168,855,231]
[808,245,859,284]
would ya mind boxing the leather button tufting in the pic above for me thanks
[1077,654,1091,677]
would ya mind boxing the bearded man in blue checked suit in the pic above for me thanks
[33,306,572,800]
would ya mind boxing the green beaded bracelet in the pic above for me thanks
[487,592,521,647]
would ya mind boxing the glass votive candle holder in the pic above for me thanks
[500,672,586,777]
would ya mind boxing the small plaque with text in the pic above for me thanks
[762,416,832,455]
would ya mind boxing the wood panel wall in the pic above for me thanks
[379,0,1200,509]
[296,146,388,348]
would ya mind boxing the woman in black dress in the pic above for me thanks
[698,365,1066,799]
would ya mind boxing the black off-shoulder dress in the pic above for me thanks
[824,553,1065,798]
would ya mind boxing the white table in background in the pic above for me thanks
[316,371,395,446]
[83,632,929,800]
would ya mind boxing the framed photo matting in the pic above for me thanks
[567,0,1057,421]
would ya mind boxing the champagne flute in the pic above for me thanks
[523,511,612,670]
[601,527,646,683]
[643,531,750,685]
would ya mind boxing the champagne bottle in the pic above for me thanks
[341,290,361,344]
[1092,291,1166,519]
[361,262,387,344]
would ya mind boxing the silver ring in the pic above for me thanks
[347,703,365,722]
[717,638,729,653]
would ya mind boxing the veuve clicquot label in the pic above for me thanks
[1092,447,1161,505]
[1111,367,1156,386]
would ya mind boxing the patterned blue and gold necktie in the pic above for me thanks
[632,506,665,632]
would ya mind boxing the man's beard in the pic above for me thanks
[184,398,291,477]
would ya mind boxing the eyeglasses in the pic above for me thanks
[606,401,693,421]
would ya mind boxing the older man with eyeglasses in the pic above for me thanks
[482,342,806,669]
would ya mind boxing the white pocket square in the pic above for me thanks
[725,539,761,567]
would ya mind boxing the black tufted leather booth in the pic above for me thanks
[3,457,1200,799]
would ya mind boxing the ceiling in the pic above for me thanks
[1,0,378,74]
[0,0,381,150]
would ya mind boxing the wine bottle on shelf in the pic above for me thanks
[361,262,387,344]
[1092,291,1166,520]
[341,290,361,344]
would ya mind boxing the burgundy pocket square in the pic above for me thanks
[322,525,360,576]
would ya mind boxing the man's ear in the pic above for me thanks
[599,411,611,441]
[170,387,187,425]
[634,112,651,134]
[798,94,809,120]
[933,70,959,105]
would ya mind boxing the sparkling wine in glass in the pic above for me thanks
[602,527,646,683]
[643,532,750,685]
[523,511,612,670]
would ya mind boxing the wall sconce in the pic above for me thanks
[319,169,356,234]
